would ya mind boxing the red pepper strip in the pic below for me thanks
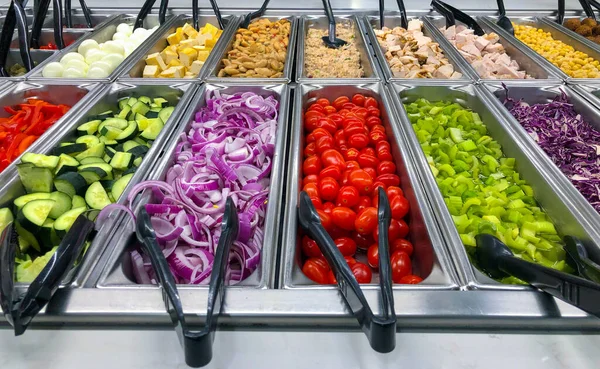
[23,104,44,135]
[6,133,26,160]
[4,106,17,115]
[17,135,38,155]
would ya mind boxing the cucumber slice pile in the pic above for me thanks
[0,95,176,275]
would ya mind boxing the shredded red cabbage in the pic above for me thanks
[504,90,600,213]
[127,90,278,285]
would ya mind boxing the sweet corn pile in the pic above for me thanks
[514,24,600,78]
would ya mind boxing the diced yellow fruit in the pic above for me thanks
[205,37,218,48]
[216,29,223,37]
[143,65,160,78]
[202,23,219,36]
[182,23,199,38]
[159,67,177,78]
[189,60,204,75]
[179,48,197,67]
[197,50,210,62]
[166,32,182,45]
[168,58,183,67]
[176,27,184,39]
[161,49,178,65]
[193,45,207,53]
[196,33,211,45]
[145,52,167,71]
[179,39,198,48]
[172,66,185,78]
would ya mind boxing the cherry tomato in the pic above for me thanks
[338,108,350,117]
[399,275,423,284]
[321,149,346,171]
[390,251,412,283]
[331,207,357,231]
[324,105,337,115]
[364,97,378,109]
[306,133,316,144]
[308,103,326,113]
[303,156,321,175]
[304,116,320,132]
[309,196,323,209]
[351,107,369,120]
[344,148,360,161]
[332,96,350,110]
[319,165,342,181]
[316,209,333,231]
[344,255,358,265]
[362,168,377,182]
[303,258,329,284]
[390,195,410,220]
[318,117,337,134]
[302,235,323,257]
[349,169,374,195]
[344,121,367,136]
[342,102,356,110]
[371,181,387,197]
[303,174,318,186]
[322,202,335,214]
[311,127,332,140]
[316,98,330,107]
[303,183,319,198]
[329,113,344,128]
[352,231,373,251]
[370,125,386,134]
[327,270,337,284]
[304,142,317,157]
[354,196,372,214]
[377,161,396,175]
[319,177,339,202]
[366,115,382,127]
[312,257,330,272]
[367,244,379,269]
[376,141,393,162]
[352,94,366,107]
[367,107,381,118]
[329,225,350,240]
[336,186,360,208]
[358,154,379,169]
[396,219,410,239]
[348,133,369,149]
[377,173,401,187]
[341,170,351,186]
[386,186,404,200]
[305,110,325,121]
[391,239,414,257]
[315,136,334,154]
[345,160,361,171]
[334,237,358,256]
[351,262,372,283]
[355,207,378,235]
[369,130,387,145]
[373,219,409,241]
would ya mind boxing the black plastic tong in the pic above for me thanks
[475,234,600,318]
[29,0,65,50]
[134,0,170,30]
[0,210,99,335]
[579,0,597,21]
[396,0,408,29]
[239,0,271,29]
[135,198,239,368]
[557,0,566,25]
[321,0,347,48]
[430,0,485,36]
[496,0,514,35]
[0,0,34,77]
[298,188,396,353]
[564,236,600,284]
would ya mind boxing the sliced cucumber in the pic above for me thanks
[51,143,87,156]
[111,173,134,201]
[109,152,133,171]
[78,162,113,175]
[118,98,129,110]
[75,143,105,161]
[154,97,168,107]
[17,199,55,233]
[103,118,128,129]
[137,118,159,131]
[100,125,123,140]
[127,145,149,158]
[133,157,143,167]
[48,191,72,219]
[77,120,102,136]
[145,111,159,119]
[71,195,87,209]
[39,219,58,248]
[85,181,112,210]
[15,221,40,252]
[100,180,116,190]
[0,208,14,234]
[54,206,87,238]
[79,157,105,165]
[122,140,141,152]
[138,96,152,105]
[54,172,87,197]
[99,137,118,146]
[76,135,101,148]
[158,106,175,122]
[54,154,80,176]
[96,110,114,120]
[14,192,52,210]
[118,105,131,120]
[140,119,164,140]
[21,153,60,169]
[79,169,103,185]
[17,164,54,193]
[131,101,149,115]
[127,97,138,107]
[115,121,138,142]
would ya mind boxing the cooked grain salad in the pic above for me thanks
[304,23,364,78]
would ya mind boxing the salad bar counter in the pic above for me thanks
[2,1,600,367]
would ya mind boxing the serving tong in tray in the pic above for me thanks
[0,0,33,77]
[378,0,408,29]
[475,234,600,317]
[298,188,396,353]
[0,210,99,335]
[320,0,347,48]
[134,198,238,368]
[30,0,95,51]
[430,0,485,36]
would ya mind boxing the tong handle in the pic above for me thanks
[322,0,337,43]
[52,0,65,49]
[396,0,408,29]
[590,0,600,12]
[159,0,169,25]
[432,0,485,35]
[192,0,198,30]
[558,0,565,24]
[30,0,50,49]
[65,0,73,28]
[579,0,597,20]
[134,0,157,30]
[496,0,507,16]
[79,0,93,28]
[564,236,600,284]
[379,0,384,28]
[298,191,396,353]
[431,0,455,28]
[209,0,227,30]
[13,0,34,70]
[240,0,270,29]
[0,224,17,328]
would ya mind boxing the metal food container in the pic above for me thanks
[11,29,89,49]
[1,49,58,81]
[94,83,290,289]
[296,15,380,83]
[118,14,239,82]
[425,16,562,82]
[280,83,460,291]
[0,81,197,289]
[361,15,472,83]
[27,14,175,83]
[387,82,600,290]
[41,12,116,30]
[206,15,297,83]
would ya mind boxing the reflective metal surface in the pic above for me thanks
[118,14,239,82]
[205,14,298,83]
[95,83,290,289]
[387,82,600,290]
[1,49,59,81]
[10,30,89,49]
[41,12,116,31]
[296,15,380,83]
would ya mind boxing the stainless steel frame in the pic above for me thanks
[11,29,90,49]
[424,16,562,82]
[118,14,239,82]
[361,15,473,83]
[1,49,59,81]
[386,82,600,290]
[94,83,290,290]
[205,14,298,83]
[296,15,380,83]
[41,11,117,31]
[27,14,176,83]
[280,82,459,290]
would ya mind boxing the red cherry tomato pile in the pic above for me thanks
[300,93,423,285]
[38,40,75,50]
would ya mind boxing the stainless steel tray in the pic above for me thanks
[10,29,89,49]
[94,82,290,289]
[480,83,600,247]
[0,81,197,289]
[205,14,297,83]
[425,16,562,82]
[27,14,175,83]
[1,49,59,81]
[41,12,116,31]
[296,15,380,83]
[386,82,600,290]
[280,82,459,291]
[361,15,472,83]
[0,81,102,189]
[118,14,239,82]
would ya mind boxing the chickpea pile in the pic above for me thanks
[514,24,600,78]
[217,18,290,78]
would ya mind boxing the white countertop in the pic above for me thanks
[1,329,599,369]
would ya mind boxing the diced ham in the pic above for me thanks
[444,25,456,40]
[461,43,482,57]
[474,36,490,51]
[433,64,454,78]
